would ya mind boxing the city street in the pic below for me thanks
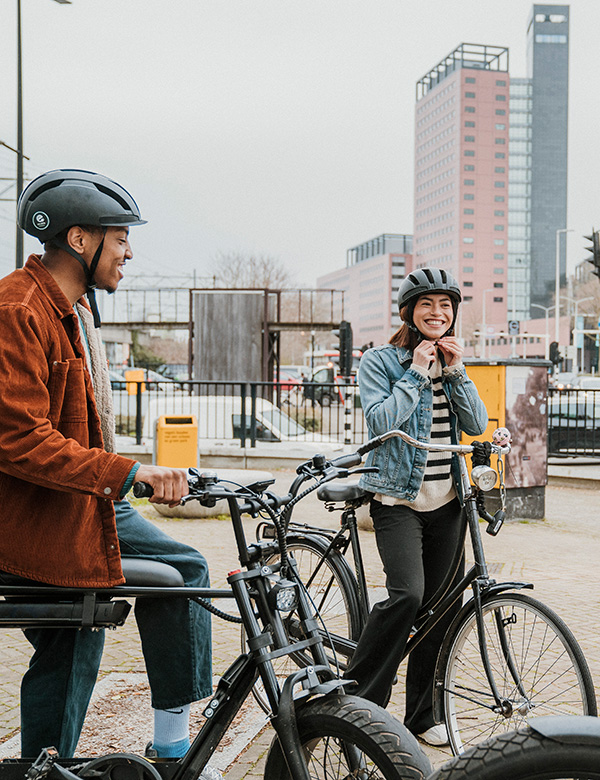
[0,475,598,775]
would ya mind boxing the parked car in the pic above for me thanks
[109,369,127,391]
[547,397,600,453]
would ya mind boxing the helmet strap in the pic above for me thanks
[53,227,106,328]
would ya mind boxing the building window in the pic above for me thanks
[464,208,474,214]
[464,265,474,270]
[464,281,473,287]
[494,225,505,231]
[495,167,505,173]
[464,165,475,171]
[464,179,475,185]
[464,223,474,229]
[465,92,476,99]
[465,106,475,113]
[493,253,504,259]
[535,34,567,43]
[495,138,506,144]
[494,181,505,187]
[496,79,506,86]
[464,136,475,142]
[465,77,476,83]
[493,297,503,302]
[495,123,506,130]
[464,193,475,200]
[494,239,505,245]
[495,152,506,158]
[496,95,506,101]
[464,150,475,156]
[494,210,505,216]
[494,282,504,288]
[495,109,506,115]
[494,268,504,274]
[463,237,474,244]
[494,196,505,202]
[465,121,475,127]
[464,295,473,302]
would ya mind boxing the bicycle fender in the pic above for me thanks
[528,715,600,746]
[432,582,533,722]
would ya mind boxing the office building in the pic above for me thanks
[317,233,412,348]
[413,44,510,338]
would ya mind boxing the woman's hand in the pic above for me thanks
[436,336,463,367]
[412,339,438,369]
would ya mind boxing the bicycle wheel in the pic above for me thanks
[428,721,600,780]
[243,535,363,713]
[264,694,432,780]
[440,592,597,754]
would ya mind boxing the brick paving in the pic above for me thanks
[0,475,599,776]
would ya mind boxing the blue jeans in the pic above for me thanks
[12,500,212,758]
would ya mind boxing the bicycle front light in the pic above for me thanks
[268,580,299,613]
[471,465,497,491]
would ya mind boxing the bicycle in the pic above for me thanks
[252,428,598,754]
[428,714,600,779]
[0,468,433,780]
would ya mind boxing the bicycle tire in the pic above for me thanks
[264,693,432,780]
[439,592,597,754]
[243,534,363,713]
[427,722,600,780]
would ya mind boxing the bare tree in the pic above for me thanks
[211,251,294,289]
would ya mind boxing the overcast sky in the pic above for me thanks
[1,0,599,290]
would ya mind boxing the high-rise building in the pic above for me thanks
[317,233,412,348]
[526,4,569,315]
[413,44,510,336]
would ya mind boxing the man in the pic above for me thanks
[0,170,212,760]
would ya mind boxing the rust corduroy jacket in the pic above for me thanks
[0,255,135,586]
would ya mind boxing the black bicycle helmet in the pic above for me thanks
[397,267,461,337]
[17,169,146,327]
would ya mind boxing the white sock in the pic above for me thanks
[153,704,190,757]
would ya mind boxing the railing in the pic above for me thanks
[112,380,368,447]
[548,387,600,458]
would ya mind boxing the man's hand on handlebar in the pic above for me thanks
[133,465,189,506]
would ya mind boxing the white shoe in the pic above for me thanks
[417,724,449,746]
[200,765,223,780]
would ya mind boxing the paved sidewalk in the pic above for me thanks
[0,474,598,775]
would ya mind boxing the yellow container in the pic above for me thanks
[460,363,505,446]
[125,368,146,396]
[154,415,198,468]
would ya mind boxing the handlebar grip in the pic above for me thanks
[330,452,363,469]
[356,436,384,457]
[133,481,154,498]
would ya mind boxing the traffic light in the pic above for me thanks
[333,320,353,377]
[549,341,562,365]
[584,228,600,279]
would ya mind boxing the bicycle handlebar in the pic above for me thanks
[356,429,511,458]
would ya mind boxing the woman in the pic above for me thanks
[344,267,488,746]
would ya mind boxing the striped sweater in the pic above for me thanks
[375,357,456,512]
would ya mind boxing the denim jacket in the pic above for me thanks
[358,344,488,505]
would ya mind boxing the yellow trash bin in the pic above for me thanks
[154,415,198,468]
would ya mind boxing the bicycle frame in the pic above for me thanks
[0,487,347,780]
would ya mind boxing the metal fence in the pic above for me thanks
[112,380,368,447]
[113,381,600,458]
[548,387,600,458]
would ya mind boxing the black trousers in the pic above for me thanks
[344,497,464,735]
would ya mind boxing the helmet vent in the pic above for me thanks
[440,270,447,284]
[28,179,62,203]
[424,269,435,284]
[95,183,131,212]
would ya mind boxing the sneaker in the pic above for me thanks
[417,724,449,747]
[200,764,223,780]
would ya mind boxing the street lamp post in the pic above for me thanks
[531,303,555,360]
[481,289,494,359]
[15,0,71,269]
[554,228,573,346]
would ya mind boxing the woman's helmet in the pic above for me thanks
[397,267,461,337]
[17,169,146,327]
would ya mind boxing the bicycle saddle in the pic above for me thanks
[316,481,366,503]
[120,558,184,587]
